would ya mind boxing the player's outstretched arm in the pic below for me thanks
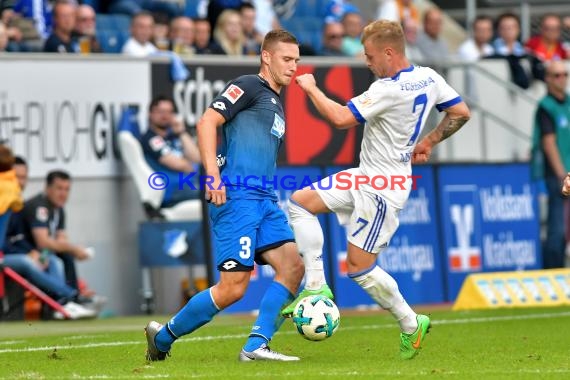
[562,173,570,197]
[412,101,470,164]
[196,108,227,205]
[296,74,359,130]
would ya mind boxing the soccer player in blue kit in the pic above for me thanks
[144,29,305,362]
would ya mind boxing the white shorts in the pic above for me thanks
[315,168,400,254]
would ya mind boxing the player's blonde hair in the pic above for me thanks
[361,20,405,54]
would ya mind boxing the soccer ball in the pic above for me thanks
[292,295,340,341]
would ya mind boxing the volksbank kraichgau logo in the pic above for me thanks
[448,204,481,272]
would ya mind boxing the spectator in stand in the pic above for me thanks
[2,156,97,320]
[340,11,363,57]
[194,17,224,55]
[0,20,8,51]
[240,2,262,56]
[122,11,157,57]
[492,12,525,57]
[169,16,195,56]
[206,0,244,35]
[72,4,101,53]
[526,14,567,62]
[0,1,25,51]
[397,0,419,23]
[489,12,531,89]
[12,0,51,41]
[0,145,22,242]
[140,95,201,207]
[377,0,419,23]
[107,0,182,19]
[525,14,567,81]
[252,0,279,36]
[213,9,245,56]
[152,12,170,50]
[43,0,77,53]
[402,17,424,63]
[320,21,346,56]
[457,15,494,62]
[416,7,449,63]
[322,0,356,24]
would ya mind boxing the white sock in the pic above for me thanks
[351,266,418,333]
[288,200,326,290]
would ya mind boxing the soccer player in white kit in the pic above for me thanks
[282,20,471,359]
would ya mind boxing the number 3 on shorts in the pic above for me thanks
[239,236,251,259]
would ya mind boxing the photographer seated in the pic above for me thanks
[140,95,201,207]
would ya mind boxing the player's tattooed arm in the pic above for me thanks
[431,114,470,144]
[426,101,470,146]
[412,101,470,164]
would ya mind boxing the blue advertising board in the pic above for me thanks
[438,163,541,301]
[139,221,206,267]
[326,165,445,308]
[214,166,328,313]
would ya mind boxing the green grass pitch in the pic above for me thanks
[1,306,569,379]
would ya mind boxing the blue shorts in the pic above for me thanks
[209,199,294,271]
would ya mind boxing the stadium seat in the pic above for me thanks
[98,30,124,54]
[117,108,202,221]
[111,14,131,34]
[184,0,204,18]
[96,14,115,31]
[117,107,203,314]
[293,0,320,17]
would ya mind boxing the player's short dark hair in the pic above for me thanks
[149,95,176,113]
[14,156,27,166]
[261,29,298,52]
[0,145,15,172]
[46,170,71,186]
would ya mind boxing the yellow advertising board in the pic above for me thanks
[453,269,570,310]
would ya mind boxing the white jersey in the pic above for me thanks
[347,65,461,209]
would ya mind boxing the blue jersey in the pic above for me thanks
[210,74,285,200]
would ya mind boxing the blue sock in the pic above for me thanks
[155,288,220,352]
[243,281,294,352]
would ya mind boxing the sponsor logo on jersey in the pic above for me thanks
[271,113,285,138]
[356,92,372,107]
[222,84,244,104]
[150,136,166,152]
[36,207,49,223]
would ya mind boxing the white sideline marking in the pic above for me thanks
[1,310,569,355]
[0,340,25,346]
[29,368,570,379]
